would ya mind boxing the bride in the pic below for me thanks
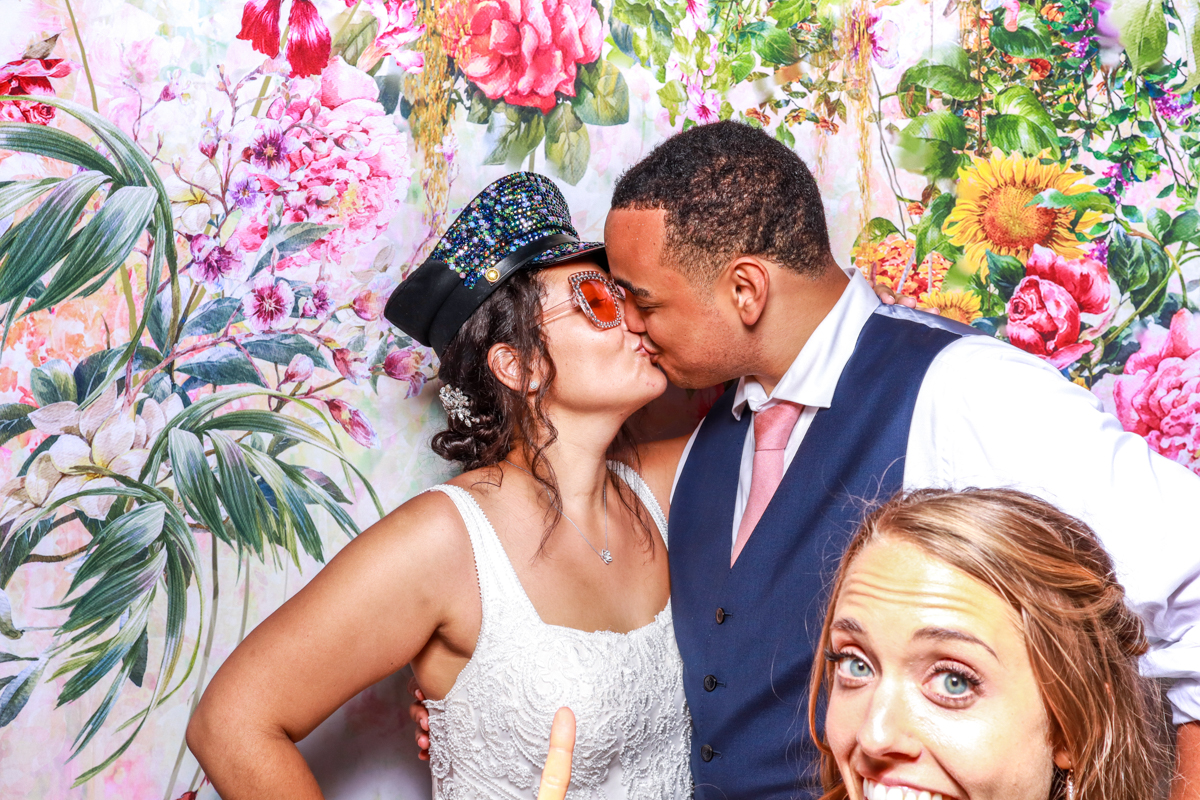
[186,172,694,799]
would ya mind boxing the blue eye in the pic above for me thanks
[839,656,873,680]
[938,672,971,696]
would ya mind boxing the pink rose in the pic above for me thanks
[1006,276,1093,368]
[1024,245,1111,315]
[439,0,603,113]
[1100,310,1200,475]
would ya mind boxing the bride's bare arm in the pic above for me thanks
[186,491,478,800]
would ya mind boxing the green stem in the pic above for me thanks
[1103,278,1172,346]
[63,0,99,113]
[164,540,220,800]
[118,266,138,341]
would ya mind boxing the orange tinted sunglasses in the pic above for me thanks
[541,270,625,330]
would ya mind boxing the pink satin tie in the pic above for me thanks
[732,402,803,566]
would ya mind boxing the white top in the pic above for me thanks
[673,269,1200,723]
[424,462,692,800]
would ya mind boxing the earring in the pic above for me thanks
[529,380,539,391]
[1066,769,1075,800]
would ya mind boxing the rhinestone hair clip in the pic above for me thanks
[439,384,480,427]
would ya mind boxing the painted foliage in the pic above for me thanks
[0,0,1197,797]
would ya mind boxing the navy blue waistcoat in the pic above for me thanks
[670,308,974,800]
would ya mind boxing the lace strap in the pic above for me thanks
[421,485,530,628]
[607,460,670,549]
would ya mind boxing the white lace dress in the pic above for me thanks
[422,462,692,800]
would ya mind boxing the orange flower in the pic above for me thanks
[853,234,952,300]
[921,290,983,324]
[1041,3,1065,21]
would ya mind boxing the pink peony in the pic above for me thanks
[242,274,295,332]
[1100,310,1200,474]
[439,0,603,113]
[326,398,380,447]
[1006,275,1093,368]
[1024,245,1111,315]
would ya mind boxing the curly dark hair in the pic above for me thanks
[431,267,653,551]
[611,120,832,283]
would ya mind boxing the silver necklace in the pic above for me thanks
[502,459,611,564]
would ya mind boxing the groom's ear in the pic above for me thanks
[724,256,771,327]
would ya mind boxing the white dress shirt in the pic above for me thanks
[672,269,1200,723]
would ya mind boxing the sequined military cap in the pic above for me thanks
[384,172,605,356]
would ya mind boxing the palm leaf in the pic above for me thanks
[0,123,123,181]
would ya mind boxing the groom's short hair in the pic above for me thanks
[611,121,832,284]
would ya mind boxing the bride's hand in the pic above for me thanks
[872,281,917,308]
[537,707,577,800]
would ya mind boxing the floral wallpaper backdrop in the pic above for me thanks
[0,0,1198,796]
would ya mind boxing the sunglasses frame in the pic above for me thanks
[541,270,625,330]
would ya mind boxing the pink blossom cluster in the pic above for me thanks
[228,58,413,272]
[1006,244,1112,369]
[438,0,602,112]
[1100,310,1200,475]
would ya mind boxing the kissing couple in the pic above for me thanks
[187,122,1200,800]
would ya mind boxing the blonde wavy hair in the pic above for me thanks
[807,488,1169,800]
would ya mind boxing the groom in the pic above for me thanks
[603,121,1200,800]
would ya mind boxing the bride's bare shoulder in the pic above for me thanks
[634,436,690,520]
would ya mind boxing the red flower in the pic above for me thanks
[237,0,331,77]
[326,399,380,448]
[0,57,73,125]
[1024,244,1111,315]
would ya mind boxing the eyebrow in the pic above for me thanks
[613,277,652,300]
[830,618,863,634]
[912,626,998,660]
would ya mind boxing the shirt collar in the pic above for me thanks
[732,270,880,419]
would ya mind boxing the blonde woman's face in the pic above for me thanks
[825,537,1061,800]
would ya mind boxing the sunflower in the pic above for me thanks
[945,151,1102,274]
[921,290,982,325]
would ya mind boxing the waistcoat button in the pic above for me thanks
[703,674,718,692]
[715,607,726,624]
[700,744,715,762]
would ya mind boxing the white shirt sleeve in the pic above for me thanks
[906,336,1200,723]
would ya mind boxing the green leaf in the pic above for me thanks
[61,547,165,633]
[168,429,229,543]
[992,86,1060,158]
[280,462,360,538]
[253,222,336,274]
[242,449,323,564]
[899,63,982,101]
[196,409,337,451]
[72,349,122,402]
[1178,0,1200,92]
[896,136,964,181]
[0,177,63,221]
[1148,207,1172,242]
[56,596,150,705]
[0,403,34,448]
[0,170,110,305]
[0,652,36,663]
[903,111,968,150]
[0,123,122,181]
[179,297,243,338]
[69,504,167,592]
[544,104,591,186]
[334,15,378,68]
[208,431,271,556]
[145,288,172,353]
[896,72,929,118]
[768,0,811,27]
[30,359,77,406]
[985,251,1027,302]
[26,185,156,315]
[1165,209,1200,245]
[853,217,901,251]
[300,467,351,505]
[0,588,21,639]
[241,333,331,371]
[483,113,546,166]
[990,7,1054,58]
[755,26,801,66]
[0,657,46,726]
[1109,228,1171,313]
[730,51,757,84]
[176,346,265,388]
[1027,188,1116,217]
[574,60,630,126]
[1109,0,1167,74]
[986,114,1058,159]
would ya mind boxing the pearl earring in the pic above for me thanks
[1066,770,1075,800]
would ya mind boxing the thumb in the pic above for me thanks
[538,707,576,800]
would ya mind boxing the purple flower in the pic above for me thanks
[192,243,241,285]
[1098,163,1129,199]
[686,82,720,125]
[242,274,296,333]
[247,121,296,178]
[1068,36,1093,59]
[300,283,331,318]
[1153,91,1192,123]
[228,175,264,210]
[1088,238,1109,266]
